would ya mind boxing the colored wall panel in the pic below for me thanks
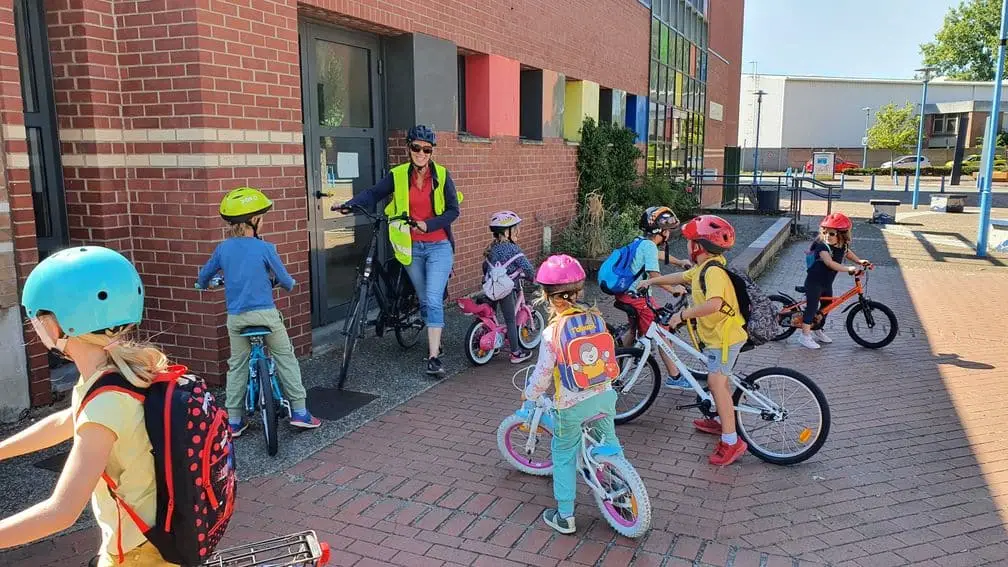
[542,70,566,138]
[465,54,520,138]
[625,93,649,143]
[563,79,600,141]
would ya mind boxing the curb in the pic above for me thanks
[728,217,793,279]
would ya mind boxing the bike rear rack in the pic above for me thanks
[201,530,329,567]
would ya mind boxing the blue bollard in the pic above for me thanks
[940,174,945,193]
[870,173,876,191]
[841,172,846,188]
[904,175,909,192]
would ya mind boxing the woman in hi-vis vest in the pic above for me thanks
[337,125,461,377]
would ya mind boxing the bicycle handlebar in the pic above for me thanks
[194,274,282,291]
[333,203,417,227]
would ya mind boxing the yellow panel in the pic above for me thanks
[563,80,602,141]
[675,72,683,107]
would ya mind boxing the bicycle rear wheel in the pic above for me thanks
[590,454,652,538]
[338,282,368,390]
[733,367,830,465]
[393,280,424,349]
[257,358,278,457]
[612,347,661,425]
[767,294,799,341]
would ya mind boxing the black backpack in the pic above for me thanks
[698,262,778,346]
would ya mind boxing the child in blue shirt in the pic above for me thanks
[197,187,320,435]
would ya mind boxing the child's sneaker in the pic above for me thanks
[289,410,321,429]
[229,419,248,438]
[426,356,446,377]
[542,509,576,534]
[798,333,820,350]
[693,418,722,435]
[813,329,833,344]
[664,374,691,389]
[709,439,747,466]
[510,350,533,364]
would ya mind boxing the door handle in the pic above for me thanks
[315,190,334,199]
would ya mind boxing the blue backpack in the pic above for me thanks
[598,238,646,295]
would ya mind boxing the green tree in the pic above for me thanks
[867,102,920,174]
[921,0,1001,81]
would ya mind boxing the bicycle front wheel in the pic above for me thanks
[496,414,553,476]
[338,283,368,389]
[590,454,652,538]
[613,347,661,426]
[257,358,278,457]
[845,300,898,349]
[733,367,830,465]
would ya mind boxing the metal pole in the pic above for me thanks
[753,90,766,183]
[978,0,1008,257]
[862,107,871,168]
[912,67,935,209]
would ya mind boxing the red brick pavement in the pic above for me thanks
[6,230,1008,566]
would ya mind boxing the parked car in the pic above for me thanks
[880,155,930,169]
[944,154,1007,168]
[803,157,860,174]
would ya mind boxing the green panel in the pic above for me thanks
[660,25,669,65]
[651,18,660,61]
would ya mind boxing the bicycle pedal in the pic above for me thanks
[676,402,701,410]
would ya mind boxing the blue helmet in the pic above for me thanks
[21,246,144,336]
[406,124,436,146]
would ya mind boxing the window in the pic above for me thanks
[457,54,467,132]
[520,69,543,139]
[932,113,958,136]
[599,87,614,124]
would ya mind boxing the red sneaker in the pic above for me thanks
[709,440,747,466]
[693,418,722,435]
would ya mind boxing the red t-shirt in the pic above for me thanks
[409,167,448,242]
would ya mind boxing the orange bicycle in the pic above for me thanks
[767,265,898,349]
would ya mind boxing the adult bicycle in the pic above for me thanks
[196,275,289,457]
[610,294,831,465]
[335,204,425,389]
[767,264,898,349]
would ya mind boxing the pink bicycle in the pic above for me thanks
[457,279,545,365]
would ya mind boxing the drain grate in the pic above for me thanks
[305,387,378,421]
[34,450,69,473]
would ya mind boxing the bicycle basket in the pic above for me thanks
[201,531,329,567]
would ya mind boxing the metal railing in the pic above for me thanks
[693,173,841,236]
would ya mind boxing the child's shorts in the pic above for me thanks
[702,342,744,375]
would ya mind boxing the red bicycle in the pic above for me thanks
[768,265,899,349]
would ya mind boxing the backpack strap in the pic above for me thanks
[696,261,746,364]
[76,372,152,564]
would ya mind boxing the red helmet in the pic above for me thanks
[820,212,852,231]
[681,215,736,255]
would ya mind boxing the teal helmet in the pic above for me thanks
[21,246,144,336]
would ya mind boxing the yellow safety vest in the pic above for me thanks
[384,161,463,265]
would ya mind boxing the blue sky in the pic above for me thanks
[741,0,959,79]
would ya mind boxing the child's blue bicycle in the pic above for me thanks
[196,275,291,456]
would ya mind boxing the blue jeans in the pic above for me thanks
[403,240,454,328]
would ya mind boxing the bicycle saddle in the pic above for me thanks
[794,286,806,293]
[240,326,272,337]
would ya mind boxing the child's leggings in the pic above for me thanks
[551,389,620,517]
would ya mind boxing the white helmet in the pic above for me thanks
[489,210,522,230]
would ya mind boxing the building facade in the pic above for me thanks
[738,73,1008,170]
[0,0,742,414]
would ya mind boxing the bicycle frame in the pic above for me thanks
[623,322,783,419]
[246,336,289,417]
[780,269,871,320]
[458,283,536,352]
[343,209,413,334]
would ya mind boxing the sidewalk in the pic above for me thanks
[4,210,1008,566]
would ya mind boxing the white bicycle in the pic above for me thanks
[610,290,831,465]
[496,368,652,538]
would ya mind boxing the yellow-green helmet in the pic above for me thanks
[219,186,273,223]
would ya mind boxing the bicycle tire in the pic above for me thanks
[845,300,898,349]
[338,283,368,390]
[767,294,799,341]
[257,357,279,457]
[393,289,424,349]
[613,347,661,426]
[732,367,830,465]
[496,414,554,476]
[465,320,495,366]
[590,454,652,538]
[517,310,545,350]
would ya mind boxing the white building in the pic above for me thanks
[737,73,1008,169]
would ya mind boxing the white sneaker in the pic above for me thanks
[798,333,821,349]
[813,330,833,344]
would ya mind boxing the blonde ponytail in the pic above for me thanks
[77,329,169,387]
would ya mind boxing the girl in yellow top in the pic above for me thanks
[638,215,749,466]
[0,246,175,566]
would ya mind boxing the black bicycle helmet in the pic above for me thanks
[406,124,437,146]
[639,206,679,235]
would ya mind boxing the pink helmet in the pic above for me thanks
[535,254,586,294]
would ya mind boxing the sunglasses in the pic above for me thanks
[821,230,838,237]
[409,143,433,154]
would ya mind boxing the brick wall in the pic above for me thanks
[387,132,578,297]
[703,0,744,171]
[300,0,650,95]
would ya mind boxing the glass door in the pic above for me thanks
[300,22,384,327]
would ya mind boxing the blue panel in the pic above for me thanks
[625,94,649,143]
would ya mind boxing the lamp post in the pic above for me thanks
[861,107,871,168]
[752,89,766,182]
[978,0,1008,257]
[912,66,936,209]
